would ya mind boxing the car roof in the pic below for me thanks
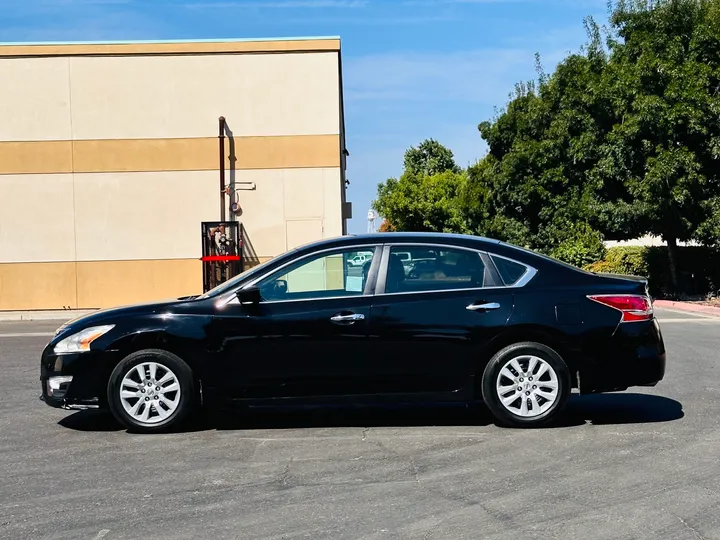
[348,232,502,243]
[289,232,500,252]
[286,232,579,274]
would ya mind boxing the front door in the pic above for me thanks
[210,245,381,399]
[368,244,514,396]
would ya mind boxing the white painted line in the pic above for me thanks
[0,332,54,338]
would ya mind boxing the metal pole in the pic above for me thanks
[218,116,226,222]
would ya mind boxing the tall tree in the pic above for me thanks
[589,0,720,286]
[468,48,609,253]
[403,139,462,177]
[466,0,720,288]
[373,140,469,233]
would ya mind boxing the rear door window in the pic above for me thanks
[385,246,488,294]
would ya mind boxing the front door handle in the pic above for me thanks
[466,302,501,312]
[330,313,365,324]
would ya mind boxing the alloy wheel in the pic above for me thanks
[495,355,560,418]
[119,362,181,424]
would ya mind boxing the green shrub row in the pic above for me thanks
[584,246,720,299]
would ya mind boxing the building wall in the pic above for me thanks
[0,38,346,310]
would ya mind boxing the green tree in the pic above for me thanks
[589,0,720,287]
[465,0,720,288]
[467,49,609,254]
[373,140,470,233]
[403,138,461,177]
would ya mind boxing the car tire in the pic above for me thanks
[107,349,195,433]
[481,342,571,428]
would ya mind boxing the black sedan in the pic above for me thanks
[40,232,666,431]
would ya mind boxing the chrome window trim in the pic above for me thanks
[382,241,485,255]
[215,244,381,309]
[488,252,537,288]
[373,242,538,297]
[377,242,486,295]
[224,293,371,307]
[215,241,538,308]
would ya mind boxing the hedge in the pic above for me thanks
[584,246,720,298]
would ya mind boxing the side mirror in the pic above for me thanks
[236,286,261,306]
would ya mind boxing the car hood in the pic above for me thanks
[54,298,189,335]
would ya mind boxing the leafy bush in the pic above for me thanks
[550,223,607,269]
[585,246,720,298]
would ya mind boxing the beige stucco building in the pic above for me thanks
[0,37,350,311]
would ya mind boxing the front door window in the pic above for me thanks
[257,248,376,302]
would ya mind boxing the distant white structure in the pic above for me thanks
[604,235,699,248]
[367,210,377,233]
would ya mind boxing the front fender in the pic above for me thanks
[104,314,214,375]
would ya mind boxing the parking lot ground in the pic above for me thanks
[1,308,719,540]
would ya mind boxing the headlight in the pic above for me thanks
[53,325,115,354]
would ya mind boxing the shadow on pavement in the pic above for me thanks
[215,402,497,431]
[57,393,683,433]
[564,392,684,425]
[58,410,123,431]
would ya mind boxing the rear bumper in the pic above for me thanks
[579,317,666,394]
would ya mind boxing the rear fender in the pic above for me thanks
[476,324,582,393]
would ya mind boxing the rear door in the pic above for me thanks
[368,243,515,395]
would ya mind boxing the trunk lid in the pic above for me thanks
[593,272,650,296]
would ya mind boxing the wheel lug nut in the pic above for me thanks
[517,386,522,391]
[519,378,524,382]
[525,391,530,396]
[154,395,159,400]
[533,385,537,389]
[155,386,160,391]
[145,397,150,401]
[529,377,533,381]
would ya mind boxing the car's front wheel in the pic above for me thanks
[481,342,571,428]
[107,349,195,433]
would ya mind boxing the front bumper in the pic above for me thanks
[40,345,116,410]
[579,317,666,394]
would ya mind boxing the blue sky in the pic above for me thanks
[1,0,608,233]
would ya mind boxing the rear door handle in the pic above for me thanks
[330,313,365,324]
[466,302,501,312]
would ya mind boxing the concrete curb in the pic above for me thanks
[654,300,720,318]
[0,310,97,322]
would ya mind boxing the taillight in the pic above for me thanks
[587,294,654,322]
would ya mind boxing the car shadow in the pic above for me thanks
[564,392,685,426]
[57,393,684,433]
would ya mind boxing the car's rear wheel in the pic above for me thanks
[107,349,195,433]
[481,342,571,428]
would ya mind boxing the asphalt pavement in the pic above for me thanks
[1,308,719,540]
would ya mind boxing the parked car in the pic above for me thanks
[40,232,666,432]
[346,253,371,267]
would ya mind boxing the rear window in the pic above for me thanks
[491,256,527,286]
